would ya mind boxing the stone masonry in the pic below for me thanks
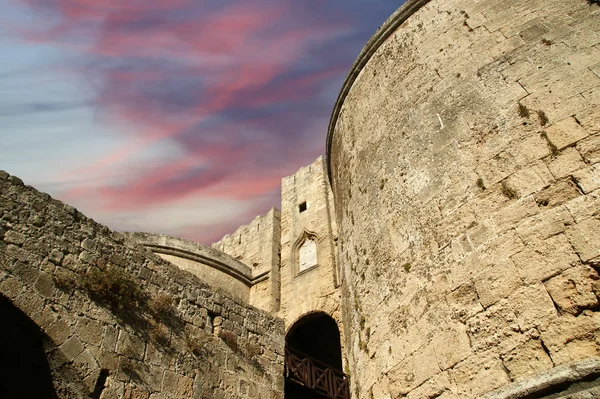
[328,0,600,397]
[0,171,285,399]
[2,0,600,398]
[212,209,282,313]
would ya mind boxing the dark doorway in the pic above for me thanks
[285,312,348,399]
[0,294,58,399]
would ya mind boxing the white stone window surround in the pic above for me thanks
[298,239,318,272]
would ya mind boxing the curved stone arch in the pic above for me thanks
[290,229,321,276]
[284,298,347,368]
[0,275,93,398]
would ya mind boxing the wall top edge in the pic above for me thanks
[324,0,433,184]
[124,231,252,276]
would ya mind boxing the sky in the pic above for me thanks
[0,0,402,244]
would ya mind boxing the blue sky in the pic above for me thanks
[0,0,403,243]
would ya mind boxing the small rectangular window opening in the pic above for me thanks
[299,201,307,213]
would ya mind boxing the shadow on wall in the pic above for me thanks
[0,294,58,399]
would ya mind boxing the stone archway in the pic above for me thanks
[284,312,348,399]
[0,294,58,399]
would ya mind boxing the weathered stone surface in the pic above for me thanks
[540,311,600,365]
[449,353,510,398]
[328,1,600,397]
[544,118,589,151]
[501,339,554,382]
[482,359,600,399]
[4,230,25,246]
[511,234,581,284]
[60,336,85,362]
[566,218,600,262]
[573,163,600,194]
[0,172,284,399]
[546,148,587,179]
[577,134,600,164]
[534,179,582,209]
[544,266,600,315]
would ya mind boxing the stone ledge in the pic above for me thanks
[482,358,600,399]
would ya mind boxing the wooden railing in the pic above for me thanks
[284,347,350,399]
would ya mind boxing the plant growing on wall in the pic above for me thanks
[80,266,147,313]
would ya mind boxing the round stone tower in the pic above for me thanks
[327,0,600,397]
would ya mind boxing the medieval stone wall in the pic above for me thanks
[328,0,600,398]
[0,171,285,399]
[212,209,281,313]
[279,157,341,330]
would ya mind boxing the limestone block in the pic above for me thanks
[73,349,99,376]
[432,323,473,371]
[547,148,587,179]
[466,219,496,249]
[566,47,600,69]
[4,230,25,246]
[573,163,600,194]
[515,206,574,243]
[371,375,391,399]
[501,339,554,382]
[467,301,524,354]
[533,179,581,209]
[566,218,600,262]
[511,234,580,284]
[48,248,64,265]
[474,260,524,308]
[505,161,554,197]
[447,283,484,323]
[539,311,600,362]
[75,317,104,346]
[575,109,600,136]
[510,283,558,331]
[406,371,457,399]
[60,335,85,362]
[0,275,23,300]
[46,319,72,346]
[551,338,600,365]
[162,370,193,397]
[544,266,600,315]
[124,385,150,399]
[449,352,510,398]
[99,377,124,399]
[81,237,97,252]
[34,271,55,298]
[5,244,28,263]
[102,325,119,352]
[544,118,589,150]
[388,347,441,396]
[492,197,540,234]
[565,189,600,222]
[117,331,146,361]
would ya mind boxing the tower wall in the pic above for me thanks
[279,157,341,330]
[328,0,600,398]
[212,209,281,313]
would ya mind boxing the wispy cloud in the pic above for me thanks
[6,0,401,242]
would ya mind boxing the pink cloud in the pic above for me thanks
[9,0,383,242]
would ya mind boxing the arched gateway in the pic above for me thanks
[284,312,349,399]
[0,294,58,399]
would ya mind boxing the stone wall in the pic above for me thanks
[0,171,285,399]
[212,209,281,313]
[279,157,341,331]
[328,0,600,398]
